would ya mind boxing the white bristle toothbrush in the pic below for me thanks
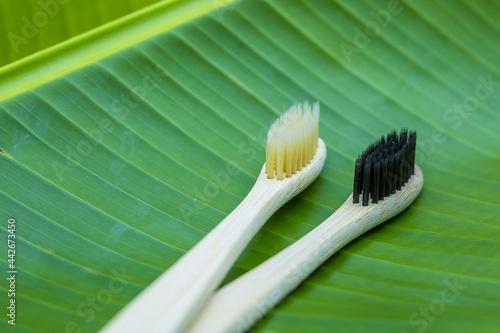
[186,129,423,333]
[102,102,327,333]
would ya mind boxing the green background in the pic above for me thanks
[0,0,499,332]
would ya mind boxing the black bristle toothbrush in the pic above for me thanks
[186,129,423,333]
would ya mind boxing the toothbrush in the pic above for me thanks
[186,130,423,333]
[102,102,327,333]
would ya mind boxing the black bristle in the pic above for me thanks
[396,150,403,191]
[372,161,380,204]
[380,155,388,199]
[385,151,394,197]
[362,156,372,206]
[409,131,416,174]
[353,129,418,206]
[390,151,398,194]
[369,154,376,202]
[402,143,409,183]
[353,158,362,203]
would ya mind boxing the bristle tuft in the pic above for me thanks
[353,129,417,205]
[266,102,320,180]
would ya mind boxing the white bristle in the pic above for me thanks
[265,102,320,180]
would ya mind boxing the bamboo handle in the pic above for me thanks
[186,165,423,333]
[102,139,327,333]
[102,187,278,333]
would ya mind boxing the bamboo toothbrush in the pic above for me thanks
[102,102,327,333]
[186,130,423,333]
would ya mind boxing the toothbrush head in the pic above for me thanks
[265,102,320,180]
[353,129,417,206]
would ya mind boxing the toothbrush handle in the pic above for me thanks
[186,166,423,333]
[103,141,327,333]
[102,190,275,333]
[185,198,368,333]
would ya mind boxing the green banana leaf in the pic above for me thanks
[1,0,499,332]
[0,0,163,68]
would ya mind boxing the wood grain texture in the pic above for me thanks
[102,139,327,333]
[187,165,424,333]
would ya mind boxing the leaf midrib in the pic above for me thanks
[0,0,240,104]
